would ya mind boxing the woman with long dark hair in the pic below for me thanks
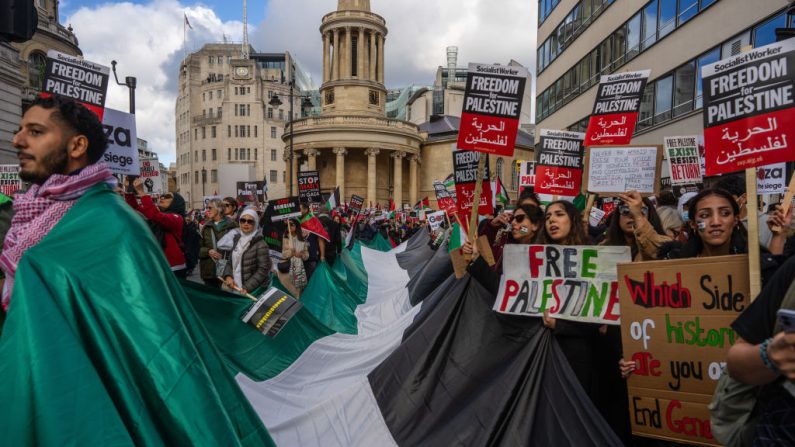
[601,190,670,261]
[279,219,309,297]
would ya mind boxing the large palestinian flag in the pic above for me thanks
[187,230,622,446]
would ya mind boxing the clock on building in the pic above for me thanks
[234,66,249,78]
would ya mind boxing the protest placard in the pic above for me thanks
[584,70,651,146]
[427,211,445,230]
[618,255,748,446]
[43,50,110,120]
[433,180,457,216]
[457,63,528,157]
[0,165,21,196]
[241,287,303,338]
[535,129,585,197]
[664,136,702,186]
[702,38,795,175]
[494,244,631,324]
[268,196,301,221]
[583,145,663,196]
[350,194,365,212]
[518,161,536,193]
[101,108,140,176]
[139,157,163,194]
[756,162,787,194]
[237,181,266,203]
[298,170,321,203]
[453,147,493,215]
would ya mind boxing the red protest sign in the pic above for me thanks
[701,38,795,175]
[584,70,651,146]
[453,147,493,215]
[457,63,528,157]
[43,50,110,121]
[535,129,585,196]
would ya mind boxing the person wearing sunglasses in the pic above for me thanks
[222,197,239,220]
[601,190,670,262]
[125,178,188,278]
[199,198,238,288]
[218,208,271,295]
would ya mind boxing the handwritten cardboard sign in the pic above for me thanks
[584,70,651,146]
[494,244,631,324]
[457,63,528,156]
[664,136,702,186]
[535,129,585,196]
[618,255,748,446]
[583,145,663,196]
[702,38,795,175]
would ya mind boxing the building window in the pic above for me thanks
[209,91,213,100]
[637,82,655,131]
[654,74,673,124]
[369,90,379,105]
[235,148,239,160]
[754,13,787,48]
[228,148,231,160]
[673,60,695,117]
[202,127,206,139]
[270,170,278,183]
[658,0,676,39]
[194,171,199,184]
[325,89,334,105]
[271,149,277,161]
[642,0,658,50]
[209,56,214,64]
[194,129,197,140]
[194,151,198,162]
[496,158,504,182]
[267,107,273,118]
[278,109,284,120]
[227,125,231,137]
[271,127,277,138]
[255,148,258,160]
[626,13,641,61]
[283,171,286,183]
[217,107,222,117]
[678,0,698,25]
[235,126,239,138]
[696,47,720,109]
[211,169,217,183]
[211,126,216,138]
[234,104,238,116]
[218,89,223,99]
[212,148,217,160]
[254,126,257,137]
[202,149,206,161]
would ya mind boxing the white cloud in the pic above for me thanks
[67,0,537,164]
[65,0,246,164]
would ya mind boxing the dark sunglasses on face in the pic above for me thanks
[160,194,173,200]
[239,218,255,224]
[511,214,527,224]
[618,205,648,216]
[223,203,233,208]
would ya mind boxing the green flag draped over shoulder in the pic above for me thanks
[0,184,273,446]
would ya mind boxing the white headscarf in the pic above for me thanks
[228,208,260,288]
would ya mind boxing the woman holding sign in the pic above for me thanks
[537,200,604,398]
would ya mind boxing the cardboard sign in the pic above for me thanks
[457,63,528,156]
[756,162,787,194]
[433,180,457,216]
[138,157,163,194]
[583,145,663,196]
[535,129,585,196]
[237,181,266,203]
[518,161,536,193]
[702,38,795,175]
[584,70,651,146]
[664,136,702,186]
[453,147,493,215]
[241,287,303,338]
[0,165,21,196]
[43,50,109,120]
[618,255,748,446]
[350,194,364,212]
[298,170,321,203]
[100,108,140,176]
[494,244,631,325]
[268,196,301,222]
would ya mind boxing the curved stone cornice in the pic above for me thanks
[319,79,386,92]
[320,10,387,35]
[284,115,423,144]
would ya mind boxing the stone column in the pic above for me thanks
[332,29,340,80]
[323,32,330,83]
[369,30,376,81]
[409,154,420,205]
[391,151,405,207]
[366,148,380,206]
[377,33,385,84]
[357,27,365,78]
[333,147,347,199]
[305,148,319,171]
[345,26,352,78]
[286,150,299,196]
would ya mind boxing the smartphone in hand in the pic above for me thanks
[778,308,795,333]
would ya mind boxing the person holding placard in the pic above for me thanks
[601,190,670,262]
[478,189,542,273]
[537,200,603,398]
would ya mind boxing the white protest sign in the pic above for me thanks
[584,145,663,196]
[139,157,163,194]
[756,162,787,194]
[0,165,21,196]
[589,206,606,227]
[664,136,702,186]
[101,108,139,175]
[427,211,446,230]
[494,244,631,325]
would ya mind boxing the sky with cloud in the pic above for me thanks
[61,0,537,164]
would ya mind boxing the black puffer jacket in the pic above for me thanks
[222,233,272,292]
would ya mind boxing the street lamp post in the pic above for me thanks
[270,81,314,197]
[201,168,206,198]
[110,60,137,114]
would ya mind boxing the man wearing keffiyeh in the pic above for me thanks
[0,96,270,445]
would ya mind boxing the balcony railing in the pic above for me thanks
[192,112,223,126]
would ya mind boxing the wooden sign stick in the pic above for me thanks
[218,277,258,302]
[745,170,761,300]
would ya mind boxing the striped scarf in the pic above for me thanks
[0,162,117,309]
